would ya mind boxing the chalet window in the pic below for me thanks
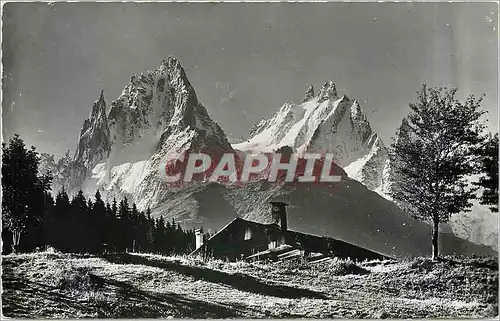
[244,227,252,240]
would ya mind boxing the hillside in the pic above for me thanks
[2,251,497,318]
[145,179,496,259]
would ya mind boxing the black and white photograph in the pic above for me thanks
[1,1,499,318]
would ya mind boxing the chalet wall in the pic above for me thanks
[193,218,387,262]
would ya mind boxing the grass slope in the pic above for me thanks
[2,251,498,318]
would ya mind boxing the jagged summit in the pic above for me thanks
[74,90,111,171]
[350,100,362,116]
[66,57,236,207]
[233,81,389,192]
[160,56,181,67]
[90,90,106,120]
[317,81,338,102]
[303,84,315,103]
[106,56,214,154]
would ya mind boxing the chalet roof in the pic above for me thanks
[269,201,289,206]
[191,217,387,257]
[190,216,366,256]
[204,217,281,243]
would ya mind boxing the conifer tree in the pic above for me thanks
[90,190,106,253]
[474,133,499,212]
[145,207,154,250]
[117,197,131,252]
[54,189,71,251]
[2,134,52,252]
[108,197,119,251]
[71,190,88,252]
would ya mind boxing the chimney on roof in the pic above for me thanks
[270,201,288,231]
[195,228,204,250]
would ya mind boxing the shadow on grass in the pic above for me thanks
[2,277,99,318]
[89,274,241,318]
[102,253,328,300]
[2,262,241,318]
[2,275,241,318]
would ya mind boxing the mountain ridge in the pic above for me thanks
[233,82,390,191]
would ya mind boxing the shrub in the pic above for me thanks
[410,257,435,272]
[273,257,370,276]
[47,265,95,294]
[326,258,370,276]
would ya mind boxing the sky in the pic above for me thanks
[2,2,498,158]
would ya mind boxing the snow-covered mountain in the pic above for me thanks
[233,81,390,193]
[49,57,237,208]
[105,58,233,166]
[40,57,496,258]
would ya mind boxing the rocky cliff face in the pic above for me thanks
[67,57,238,209]
[232,82,390,193]
[41,90,113,194]
[105,57,232,163]
[75,90,111,170]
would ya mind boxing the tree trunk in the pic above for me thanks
[431,217,439,260]
[12,230,22,254]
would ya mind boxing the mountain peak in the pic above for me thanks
[74,90,111,173]
[159,56,184,71]
[350,100,366,120]
[156,57,196,100]
[302,84,315,103]
[400,117,411,129]
[90,90,107,121]
[68,55,235,197]
[317,81,337,102]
